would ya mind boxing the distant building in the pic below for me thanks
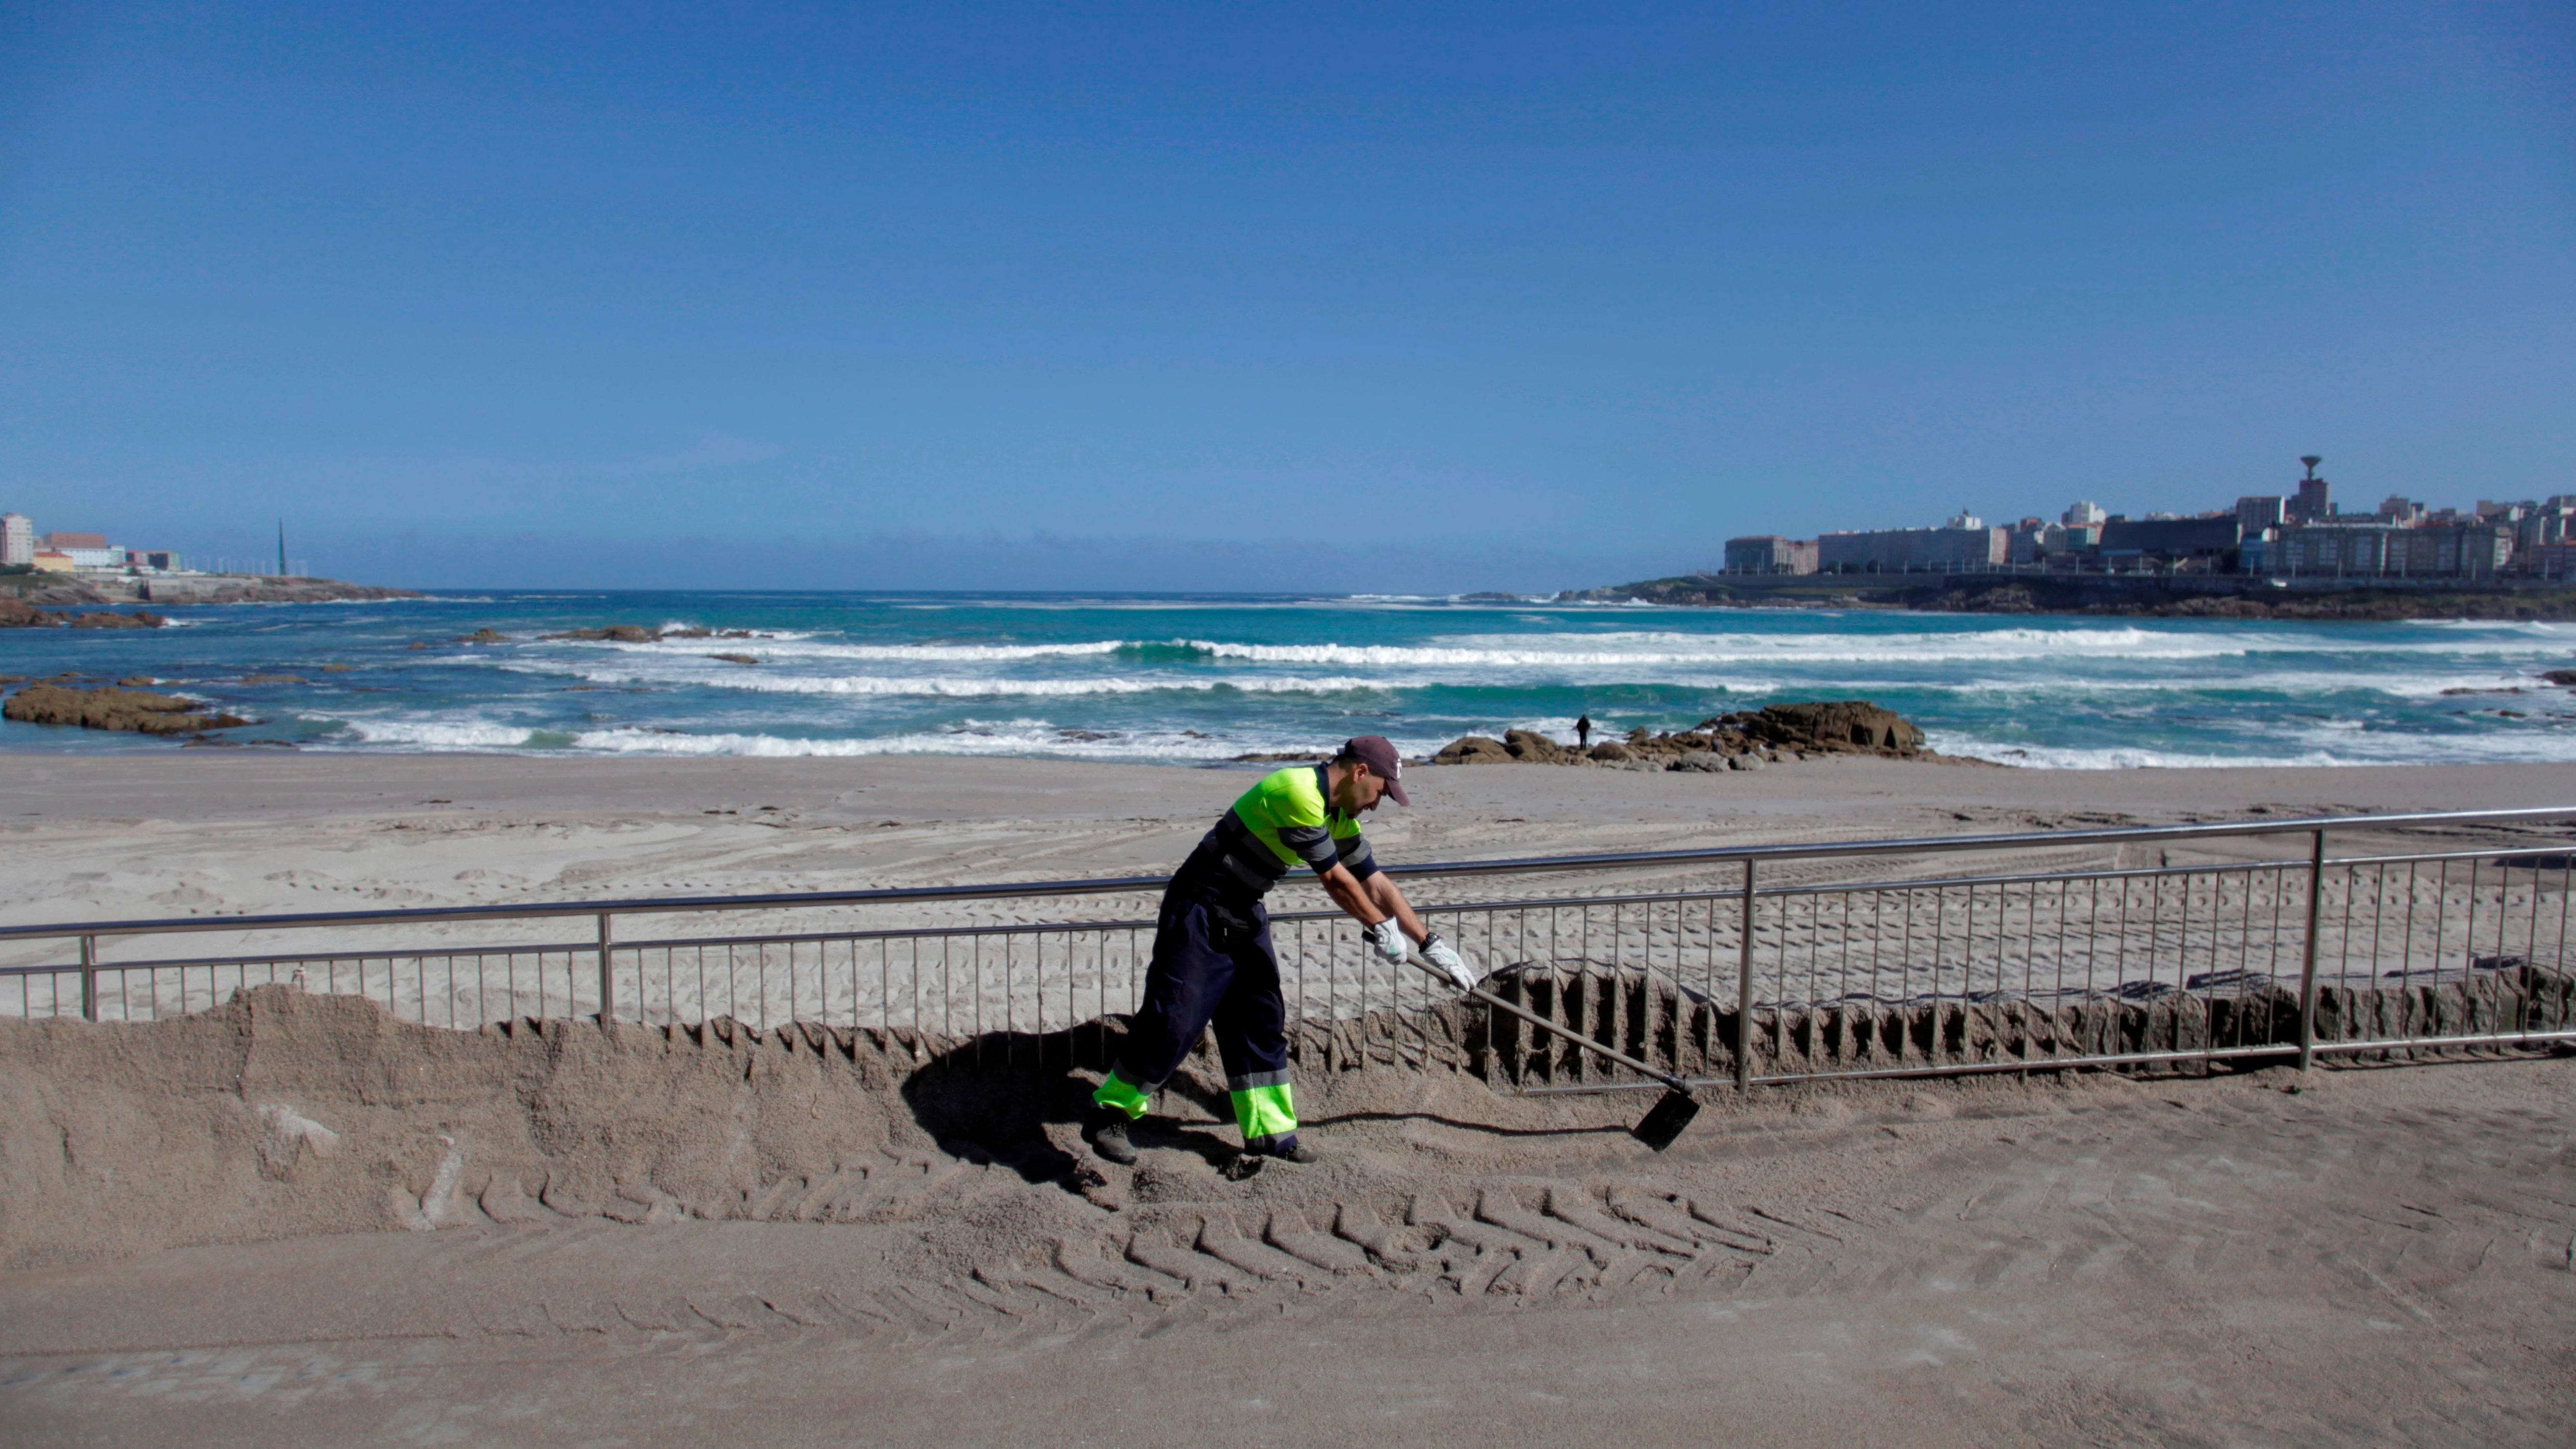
[126,550,182,572]
[2235,496,2285,536]
[2531,541,2576,582]
[30,550,74,574]
[2267,522,2511,579]
[1945,509,1984,530]
[59,547,128,572]
[2290,458,2331,522]
[0,513,30,567]
[1818,524,2008,573]
[2514,498,2573,566]
[2098,517,2241,572]
[1722,536,1818,575]
[2007,522,2055,565]
[2062,501,2106,527]
[41,531,106,550]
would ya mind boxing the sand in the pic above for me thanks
[2,988,2572,1447]
[2,753,2574,1445]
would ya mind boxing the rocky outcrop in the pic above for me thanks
[1432,736,1515,765]
[545,625,660,643]
[131,577,423,605]
[1713,701,1925,755]
[0,601,165,629]
[540,626,760,644]
[3,684,248,735]
[2543,668,2576,687]
[1433,700,1945,771]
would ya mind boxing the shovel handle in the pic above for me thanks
[1403,956,1692,1093]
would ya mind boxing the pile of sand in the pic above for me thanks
[0,983,1591,1271]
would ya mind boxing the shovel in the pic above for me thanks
[1409,958,1702,1150]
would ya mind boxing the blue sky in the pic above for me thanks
[3,1,2571,590]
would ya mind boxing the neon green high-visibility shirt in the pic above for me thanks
[1200,763,1377,897]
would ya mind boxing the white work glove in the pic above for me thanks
[1420,933,1479,993]
[1363,920,1408,966]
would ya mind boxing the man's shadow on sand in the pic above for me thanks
[898,1020,1238,1183]
[898,1019,1635,1186]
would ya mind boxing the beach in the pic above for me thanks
[3,753,2574,1446]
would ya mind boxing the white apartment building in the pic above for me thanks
[0,513,30,567]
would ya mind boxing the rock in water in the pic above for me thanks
[2,684,248,735]
[542,625,661,643]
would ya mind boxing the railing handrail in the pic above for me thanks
[4,804,2570,945]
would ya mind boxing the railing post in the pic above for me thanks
[596,913,615,1024]
[2296,829,2325,1071]
[1736,860,1757,1089]
[79,935,97,1022]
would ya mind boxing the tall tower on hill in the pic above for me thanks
[2292,456,2330,522]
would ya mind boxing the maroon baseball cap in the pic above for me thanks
[1339,736,1410,805]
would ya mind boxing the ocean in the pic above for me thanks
[4,591,2572,768]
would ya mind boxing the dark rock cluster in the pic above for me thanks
[536,625,761,643]
[0,600,166,629]
[2,684,247,735]
[1433,700,1936,771]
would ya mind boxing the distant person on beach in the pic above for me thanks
[1575,713,1592,750]
[1087,736,1477,1172]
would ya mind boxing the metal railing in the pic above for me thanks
[3,808,2571,1089]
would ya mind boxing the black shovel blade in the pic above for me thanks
[1632,1089,1700,1151]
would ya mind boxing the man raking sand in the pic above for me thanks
[1085,737,1477,1173]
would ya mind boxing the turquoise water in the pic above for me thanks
[3,591,2572,768]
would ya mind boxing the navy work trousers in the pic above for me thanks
[1113,878,1292,1104]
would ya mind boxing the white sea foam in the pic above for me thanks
[1183,628,2283,667]
[547,667,1398,698]
[559,723,1445,762]
[600,637,1133,662]
[1929,736,2357,770]
[337,718,551,749]
[1930,723,2576,770]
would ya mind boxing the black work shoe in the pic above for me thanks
[1087,1110,1138,1166]
[1265,1139,1322,1165]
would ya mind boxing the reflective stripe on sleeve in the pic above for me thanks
[1275,822,1338,867]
